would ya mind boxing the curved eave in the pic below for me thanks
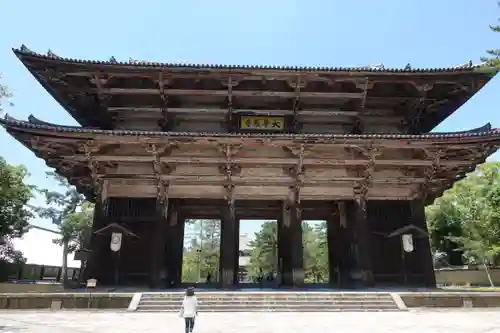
[13,47,496,131]
[2,116,500,145]
[2,117,499,204]
[13,47,489,73]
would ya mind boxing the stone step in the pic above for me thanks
[140,296,395,301]
[140,300,394,307]
[136,304,399,312]
[134,292,401,312]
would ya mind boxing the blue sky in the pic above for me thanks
[2,0,500,264]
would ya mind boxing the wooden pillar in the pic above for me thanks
[353,195,374,287]
[219,205,238,288]
[411,199,436,288]
[326,202,342,286]
[279,201,303,287]
[149,196,168,288]
[166,201,184,287]
[83,199,106,282]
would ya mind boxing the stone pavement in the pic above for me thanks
[0,310,499,333]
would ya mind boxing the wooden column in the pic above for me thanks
[166,202,184,287]
[219,205,238,288]
[83,199,106,282]
[149,196,168,288]
[279,200,304,287]
[353,191,374,287]
[411,199,436,288]
[326,202,342,286]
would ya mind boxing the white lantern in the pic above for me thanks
[110,232,123,252]
[402,234,414,253]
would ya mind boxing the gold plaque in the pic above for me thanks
[240,116,285,130]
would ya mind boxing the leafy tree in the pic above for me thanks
[0,157,33,264]
[302,222,328,283]
[0,75,13,113]
[34,171,85,283]
[58,201,94,277]
[426,162,500,285]
[182,219,221,282]
[426,188,466,266]
[247,221,278,280]
[480,2,500,73]
[247,221,329,282]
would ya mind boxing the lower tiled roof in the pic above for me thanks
[1,115,500,141]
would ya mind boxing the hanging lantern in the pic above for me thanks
[110,232,123,252]
[402,234,414,253]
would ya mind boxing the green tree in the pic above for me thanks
[34,172,85,283]
[480,2,500,73]
[182,219,221,282]
[57,202,94,277]
[426,162,500,285]
[0,157,33,264]
[247,221,278,280]
[0,75,13,113]
[302,221,328,283]
[426,187,466,266]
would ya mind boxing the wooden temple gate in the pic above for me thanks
[2,45,499,289]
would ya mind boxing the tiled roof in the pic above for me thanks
[13,45,485,73]
[2,115,500,141]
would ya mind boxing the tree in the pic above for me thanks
[480,2,500,73]
[57,201,94,277]
[35,171,86,283]
[0,157,33,264]
[182,219,221,282]
[0,75,13,113]
[426,162,500,285]
[302,222,328,283]
[247,221,278,280]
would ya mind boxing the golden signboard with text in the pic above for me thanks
[240,116,285,131]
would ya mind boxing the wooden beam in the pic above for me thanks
[60,155,481,168]
[99,174,448,186]
[67,70,475,84]
[107,107,392,117]
[98,88,363,99]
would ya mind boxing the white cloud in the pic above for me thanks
[12,229,80,268]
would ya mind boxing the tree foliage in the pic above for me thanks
[247,221,329,283]
[34,171,87,281]
[182,219,221,282]
[0,157,33,263]
[426,162,500,272]
[479,2,500,73]
[0,74,13,113]
[247,221,278,279]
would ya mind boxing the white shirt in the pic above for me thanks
[181,296,198,318]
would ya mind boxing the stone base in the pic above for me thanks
[2,291,500,310]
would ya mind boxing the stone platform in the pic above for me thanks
[0,310,499,333]
[1,289,500,311]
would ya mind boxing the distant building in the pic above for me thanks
[238,234,252,282]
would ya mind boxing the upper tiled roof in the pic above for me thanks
[2,115,500,141]
[13,45,486,73]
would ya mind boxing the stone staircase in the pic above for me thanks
[133,291,402,312]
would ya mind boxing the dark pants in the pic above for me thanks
[184,317,195,333]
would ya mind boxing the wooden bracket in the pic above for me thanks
[157,72,170,131]
[83,140,104,201]
[146,143,171,205]
[90,73,109,103]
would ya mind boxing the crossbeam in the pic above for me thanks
[62,155,478,168]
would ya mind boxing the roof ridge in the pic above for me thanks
[12,45,486,73]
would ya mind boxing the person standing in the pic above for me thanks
[179,287,198,333]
